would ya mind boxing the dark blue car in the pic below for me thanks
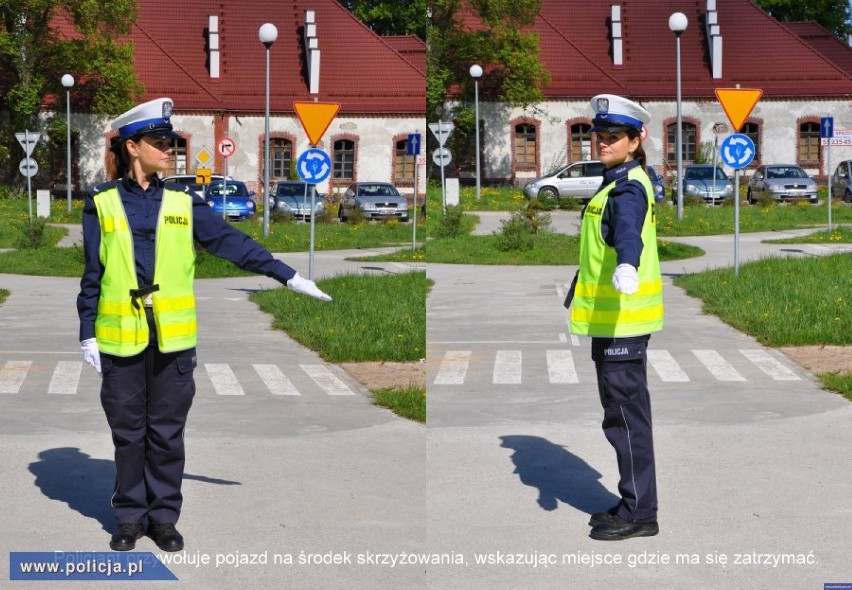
[205,180,256,220]
[646,166,666,203]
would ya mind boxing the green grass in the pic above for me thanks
[426,184,526,212]
[0,288,9,305]
[371,385,426,422]
[0,219,67,248]
[249,271,426,362]
[763,226,852,244]
[673,253,852,346]
[816,372,852,402]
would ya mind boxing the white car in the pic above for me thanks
[523,161,605,201]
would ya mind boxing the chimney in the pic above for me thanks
[611,5,623,66]
[706,0,722,78]
[208,15,220,79]
[304,10,321,94]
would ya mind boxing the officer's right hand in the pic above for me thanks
[81,338,102,373]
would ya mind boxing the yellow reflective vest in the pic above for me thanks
[94,187,197,356]
[570,166,664,337]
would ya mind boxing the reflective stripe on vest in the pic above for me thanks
[569,166,664,337]
[94,187,197,356]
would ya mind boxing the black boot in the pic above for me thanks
[109,523,144,551]
[148,523,184,552]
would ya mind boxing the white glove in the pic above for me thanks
[612,264,639,295]
[287,272,332,302]
[81,338,101,373]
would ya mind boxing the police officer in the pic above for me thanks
[569,94,664,541]
[77,98,332,552]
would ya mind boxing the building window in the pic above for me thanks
[271,138,293,180]
[798,122,820,163]
[666,122,696,165]
[333,139,355,180]
[514,123,537,169]
[570,123,593,161]
[168,138,188,175]
[741,122,760,166]
[394,139,415,183]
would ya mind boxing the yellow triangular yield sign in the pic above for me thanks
[715,89,762,132]
[294,102,340,146]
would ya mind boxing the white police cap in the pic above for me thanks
[111,97,180,140]
[590,94,650,133]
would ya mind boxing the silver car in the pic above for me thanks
[339,182,409,222]
[681,165,733,205]
[523,160,605,201]
[830,160,852,203]
[747,165,818,204]
[270,181,325,220]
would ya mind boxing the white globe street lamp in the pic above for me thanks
[61,74,75,214]
[259,23,278,237]
[669,12,688,221]
[469,64,483,201]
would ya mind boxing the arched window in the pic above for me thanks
[570,123,593,161]
[271,138,293,180]
[168,137,188,176]
[741,122,761,166]
[333,139,356,181]
[798,121,820,164]
[513,123,537,170]
[666,122,697,165]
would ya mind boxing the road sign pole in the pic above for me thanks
[412,158,419,252]
[440,156,447,215]
[308,182,316,280]
[827,141,832,234]
[26,130,33,221]
[734,169,740,277]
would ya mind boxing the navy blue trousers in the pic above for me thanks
[593,335,657,523]
[100,309,197,525]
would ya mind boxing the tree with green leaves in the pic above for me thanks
[340,0,427,41]
[0,0,144,185]
[427,0,549,176]
[754,0,852,39]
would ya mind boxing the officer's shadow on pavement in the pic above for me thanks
[28,447,241,532]
[499,435,619,514]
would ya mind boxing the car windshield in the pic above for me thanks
[276,183,307,197]
[356,184,399,197]
[685,167,727,181]
[207,182,248,197]
[766,167,807,179]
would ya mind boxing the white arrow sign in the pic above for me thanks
[16,132,41,157]
[429,122,454,148]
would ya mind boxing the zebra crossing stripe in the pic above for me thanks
[434,351,471,385]
[0,360,31,394]
[301,364,355,396]
[740,349,801,381]
[48,361,83,394]
[693,350,745,381]
[647,349,690,382]
[205,363,245,395]
[254,364,301,395]
[493,350,522,384]
[547,350,579,384]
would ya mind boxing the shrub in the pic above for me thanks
[14,218,49,249]
[434,205,465,238]
[684,194,706,207]
[495,213,535,251]
[754,192,776,209]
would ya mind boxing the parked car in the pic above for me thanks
[747,164,818,204]
[646,166,666,203]
[163,173,226,195]
[204,179,256,220]
[523,160,605,201]
[679,165,734,205]
[830,160,852,202]
[270,181,325,220]
[339,182,409,222]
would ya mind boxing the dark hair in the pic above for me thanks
[108,135,141,180]
[626,128,647,169]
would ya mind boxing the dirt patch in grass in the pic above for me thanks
[340,361,426,390]
[780,345,852,374]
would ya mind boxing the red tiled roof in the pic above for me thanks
[785,21,852,78]
[383,35,427,75]
[457,0,852,100]
[126,0,425,114]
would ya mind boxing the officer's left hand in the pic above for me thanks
[612,263,639,295]
[287,272,332,302]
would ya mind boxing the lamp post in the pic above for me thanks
[469,64,482,201]
[669,12,688,221]
[61,74,74,214]
[259,23,278,237]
